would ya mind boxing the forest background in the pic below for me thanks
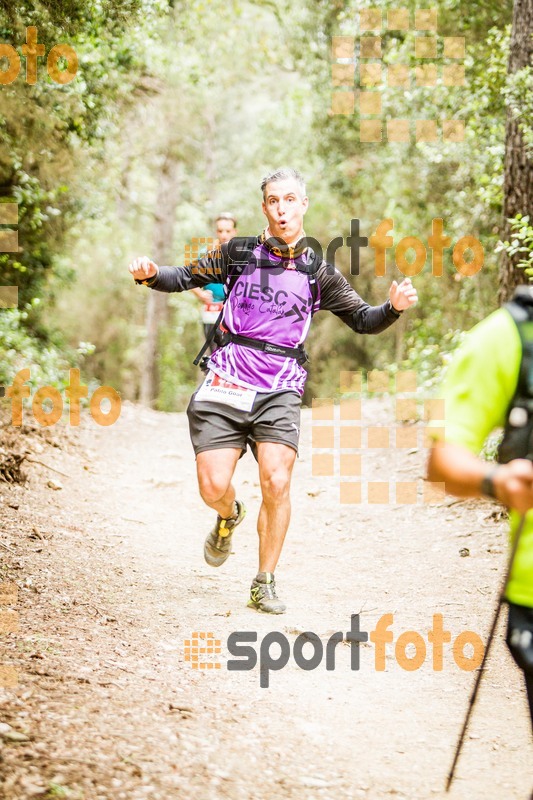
[0,0,531,412]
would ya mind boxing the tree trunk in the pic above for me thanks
[498,0,533,303]
[140,155,181,407]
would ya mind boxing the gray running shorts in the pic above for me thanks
[186,388,302,457]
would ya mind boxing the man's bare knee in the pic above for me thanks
[196,449,240,505]
[198,473,231,504]
[261,469,291,503]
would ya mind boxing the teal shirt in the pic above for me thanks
[205,282,225,302]
[435,308,533,606]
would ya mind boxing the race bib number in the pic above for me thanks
[195,370,256,412]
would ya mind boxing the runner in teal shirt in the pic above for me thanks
[191,214,237,353]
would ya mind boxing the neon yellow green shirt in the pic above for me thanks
[435,307,533,607]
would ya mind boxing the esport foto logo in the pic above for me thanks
[184,613,484,688]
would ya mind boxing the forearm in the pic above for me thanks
[146,264,223,293]
[343,300,401,334]
[427,441,490,498]
[133,245,227,293]
[428,441,533,513]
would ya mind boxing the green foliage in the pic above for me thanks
[496,215,533,278]
[504,66,533,152]
[156,297,202,411]
[0,0,170,395]
[0,304,86,388]
[395,326,466,391]
[0,0,524,409]
[0,0,169,324]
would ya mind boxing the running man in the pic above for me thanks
[129,167,418,614]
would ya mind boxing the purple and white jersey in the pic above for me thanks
[142,234,401,398]
[208,243,319,395]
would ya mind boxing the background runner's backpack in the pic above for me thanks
[498,286,533,463]
[193,236,321,367]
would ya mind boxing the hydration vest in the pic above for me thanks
[193,236,321,368]
[498,286,533,464]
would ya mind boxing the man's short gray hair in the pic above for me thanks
[261,168,306,200]
[215,212,237,227]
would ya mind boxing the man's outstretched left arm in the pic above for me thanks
[317,264,417,333]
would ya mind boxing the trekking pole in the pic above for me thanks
[446,511,527,792]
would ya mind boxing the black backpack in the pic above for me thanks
[193,236,321,368]
[498,286,533,463]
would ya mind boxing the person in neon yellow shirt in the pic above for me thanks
[427,302,533,732]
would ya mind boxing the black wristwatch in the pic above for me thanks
[388,299,402,317]
[481,466,500,500]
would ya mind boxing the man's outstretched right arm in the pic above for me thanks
[128,247,228,292]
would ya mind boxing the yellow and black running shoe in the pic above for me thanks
[203,499,246,567]
[248,572,286,614]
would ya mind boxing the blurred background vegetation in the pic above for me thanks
[0,0,531,409]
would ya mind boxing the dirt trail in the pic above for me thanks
[0,399,532,800]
